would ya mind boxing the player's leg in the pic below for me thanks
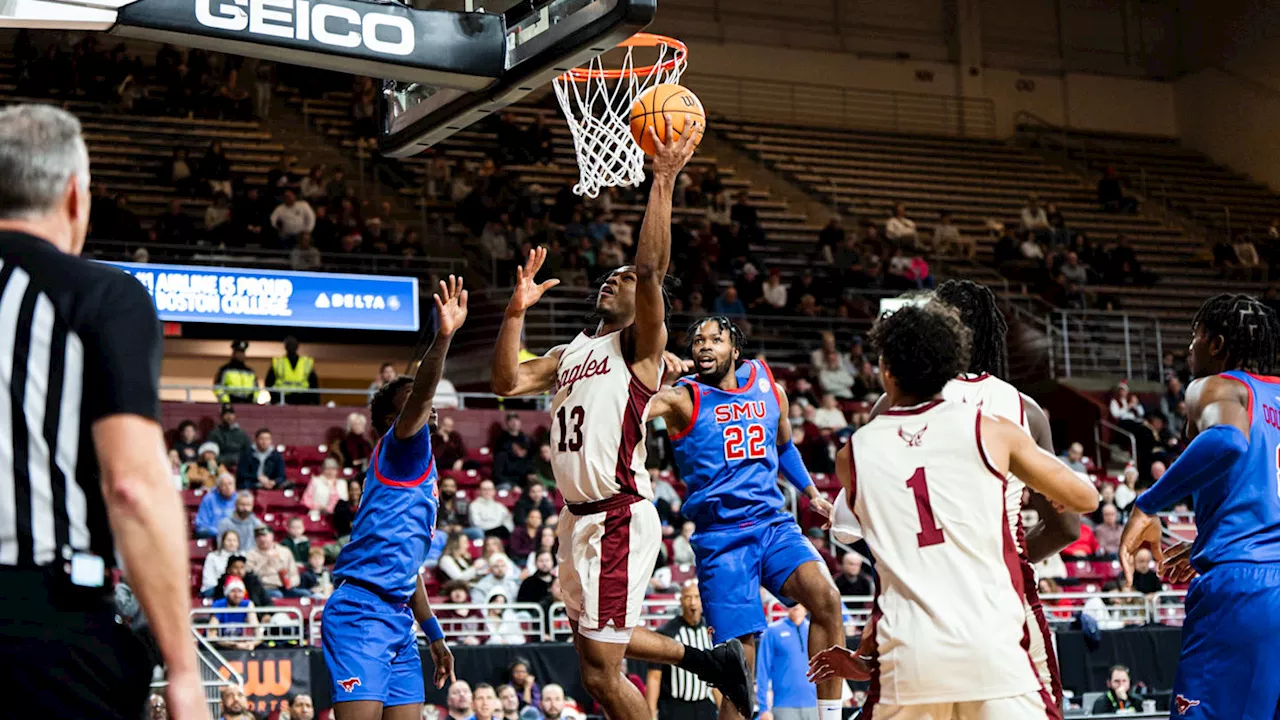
[715,635,756,720]
[686,522,768,719]
[623,505,753,716]
[576,630,652,720]
[379,615,427,720]
[1171,565,1280,720]
[767,521,845,719]
[322,585,401,718]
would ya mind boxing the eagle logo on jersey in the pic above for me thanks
[338,677,362,692]
[898,425,927,447]
[1174,695,1201,715]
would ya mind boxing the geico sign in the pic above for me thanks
[195,0,415,56]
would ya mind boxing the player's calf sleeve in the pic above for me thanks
[817,699,842,720]
[777,440,813,491]
[1134,424,1248,514]
[677,645,715,679]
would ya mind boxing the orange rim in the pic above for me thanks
[560,32,687,82]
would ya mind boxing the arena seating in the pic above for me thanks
[1025,125,1280,236]
[715,119,1272,320]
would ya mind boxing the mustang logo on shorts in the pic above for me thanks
[898,425,927,447]
[1174,695,1201,715]
[338,677,362,692]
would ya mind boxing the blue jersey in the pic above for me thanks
[1190,370,1280,569]
[670,360,786,531]
[332,425,439,603]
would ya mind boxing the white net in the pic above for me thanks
[552,36,687,197]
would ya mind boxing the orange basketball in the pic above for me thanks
[629,84,706,156]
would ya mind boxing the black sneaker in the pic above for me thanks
[707,638,753,718]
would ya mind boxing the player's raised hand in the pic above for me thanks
[1118,506,1165,587]
[429,638,456,689]
[661,351,693,386]
[506,246,561,316]
[434,274,469,336]
[648,115,701,180]
[807,646,871,683]
[1159,541,1198,584]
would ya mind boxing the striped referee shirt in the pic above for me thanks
[655,615,715,703]
[0,231,162,568]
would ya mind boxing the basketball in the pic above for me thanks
[629,84,706,155]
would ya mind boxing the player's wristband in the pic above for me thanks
[778,440,813,491]
[424,616,445,643]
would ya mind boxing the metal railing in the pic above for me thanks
[190,606,307,646]
[152,626,245,719]
[1040,591,1150,629]
[84,239,467,278]
[689,73,997,139]
[159,383,540,408]
[1048,309,1166,380]
[1094,419,1138,471]
[308,602,547,645]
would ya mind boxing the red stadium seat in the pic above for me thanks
[256,489,302,511]
[189,538,214,561]
[669,564,696,586]
[466,447,493,468]
[182,489,206,510]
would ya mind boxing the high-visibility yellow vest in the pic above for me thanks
[272,355,314,390]
[217,368,258,402]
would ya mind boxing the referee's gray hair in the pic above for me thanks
[0,104,90,220]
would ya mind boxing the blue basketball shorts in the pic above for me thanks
[691,514,822,641]
[321,582,424,707]
[1169,563,1280,720]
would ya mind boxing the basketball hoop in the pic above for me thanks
[552,33,688,197]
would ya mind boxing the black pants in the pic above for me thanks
[0,569,152,719]
[659,698,719,720]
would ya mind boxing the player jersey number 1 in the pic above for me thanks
[724,424,767,461]
[557,405,585,452]
[906,467,946,548]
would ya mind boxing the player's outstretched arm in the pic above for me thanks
[395,276,468,440]
[410,573,455,689]
[1021,396,1081,562]
[775,387,834,526]
[492,247,563,397]
[1120,375,1250,581]
[994,416,1099,513]
[631,120,700,376]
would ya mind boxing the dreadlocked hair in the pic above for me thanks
[1192,294,1280,373]
[933,279,1008,378]
[369,375,413,437]
[585,267,680,321]
[869,301,973,399]
[684,315,745,357]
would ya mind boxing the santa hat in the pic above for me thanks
[224,577,246,595]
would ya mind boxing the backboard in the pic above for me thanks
[379,0,655,157]
[0,0,655,156]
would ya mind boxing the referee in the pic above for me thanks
[646,581,719,720]
[0,105,204,719]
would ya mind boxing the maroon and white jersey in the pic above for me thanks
[943,372,1030,555]
[942,373,1062,707]
[550,330,659,504]
[848,400,1041,705]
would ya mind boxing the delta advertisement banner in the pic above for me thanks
[102,261,420,332]
[217,649,313,715]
